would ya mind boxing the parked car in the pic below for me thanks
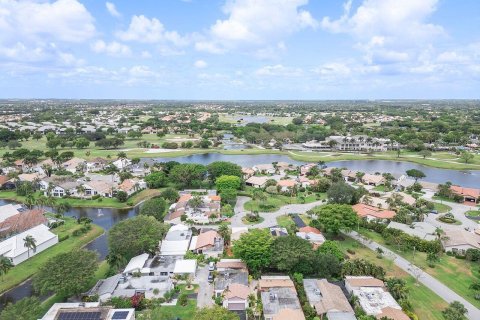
[208,261,216,271]
[208,272,214,283]
[430,210,438,214]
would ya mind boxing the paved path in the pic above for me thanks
[231,196,323,228]
[195,265,213,307]
[347,231,480,320]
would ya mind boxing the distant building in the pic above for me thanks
[303,135,395,152]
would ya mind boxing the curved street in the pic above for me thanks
[230,196,324,228]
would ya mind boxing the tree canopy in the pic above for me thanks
[0,296,43,320]
[195,306,240,320]
[216,175,242,192]
[109,216,169,264]
[144,171,167,188]
[232,229,273,275]
[207,161,242,181]
[140,197,167,221]
[169,163,207,188]
[34,249,98,297]
[312,204,358,234]
[327,182,363,204]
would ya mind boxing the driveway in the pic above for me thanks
[195,265,213,307]
[347,231,480,320]
[231,196,324,228]
[422,191,478,231]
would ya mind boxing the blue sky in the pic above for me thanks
[0,0,479,99]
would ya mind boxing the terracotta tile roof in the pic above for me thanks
[195,230,220,249]
[165,209,184,221]
[345,276,385,288]
[450,185,480,199]
[216,260,247,270]
[259,277,295,290]
[178,194,192,202]
[277,180,296,187]
[208,195,221,201]
[313,279,354,315]
[362,174,385,184]
[224,283,250,300]
[0,209,47,238]
[352,203,396,219]
[0,175,10,185]
[245,176,269,186]
[299,226,321,234]
[376,307,410,320]
[272,308,305,320]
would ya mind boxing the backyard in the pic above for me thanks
[243,188,326,212]
[0,215,104,294]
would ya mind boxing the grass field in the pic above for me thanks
[433,202,452,213]
[357,227,480,308]
[466,210,480,217]
[276,214,312,229]
[337,237,447,320]
[0,216,104,294]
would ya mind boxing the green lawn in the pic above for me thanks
[0,188,161,209]
[241,216,265,225]
[336,237,447,320]
[357,228,480,308]
[276,214,312,229]
[466,210,480,217]
[433,202,452,213]
[0,216,104,294]
[137,285,198,320]
[243,190,325,212]
[373,185,388,192]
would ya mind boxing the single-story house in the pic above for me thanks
[222,283,250,312]
[362,174,385,186]
[118,178,146,196]
[245,176,269,188]
[344,276,385,294]
[303,278,355,319]
[352,203,396,221]
[277,179,297,192]
[86,157,109,172]
[0,224,58,265]
[0,208,47,238]
[62,157,87,173]
[0,175,15,189]
[40,302,135,320]
[252,163,275,174]
[450,185,480,204]
[189,230,224,257]
[296,226,326,247]
[123,253,150,276]
[113,158,132,170]
[83,180,115,198]
[159,224,192,256]
[441,230,480,255]
[242,167,255,179]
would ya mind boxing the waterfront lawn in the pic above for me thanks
[336,237,447,320]
[357,228,480,308]
[0,217,103,294]
[433,202,452,213]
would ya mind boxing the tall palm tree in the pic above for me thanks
[24,194,36,209]
[23,235,37,258]
[0,256,14,280]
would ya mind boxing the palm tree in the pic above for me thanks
[188,195,203,214]
[76,184,86,197]
[56,201,72,217]
[0,256,14,280]
[36,195,48,209]
[25,194,36,209]
[23,235,37,258]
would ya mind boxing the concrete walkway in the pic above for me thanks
[230,196,324,228]
[346,231,480,320]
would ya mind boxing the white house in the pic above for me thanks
[40,302,135,320]
[113,158,132,170]
[0,224,58,265]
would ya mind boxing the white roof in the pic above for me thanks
[0,203,23,223]
[353,287,401,316]
[0,224,57,258]
[189,236,198,251]
[169,223,189,232]
[173,259,197,274]
[124,253,149,274]
[160,240,191,256]
[387,221,437,241]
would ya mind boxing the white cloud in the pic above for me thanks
[322,0,443,45]
[194,60,207,68]
[196,0,317,54]
[91,40,131,56]
[255,64,303,77]
[106,2,121,18]
[116,15,188,46]
[0,0,95,44]
[313,62,351,76]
